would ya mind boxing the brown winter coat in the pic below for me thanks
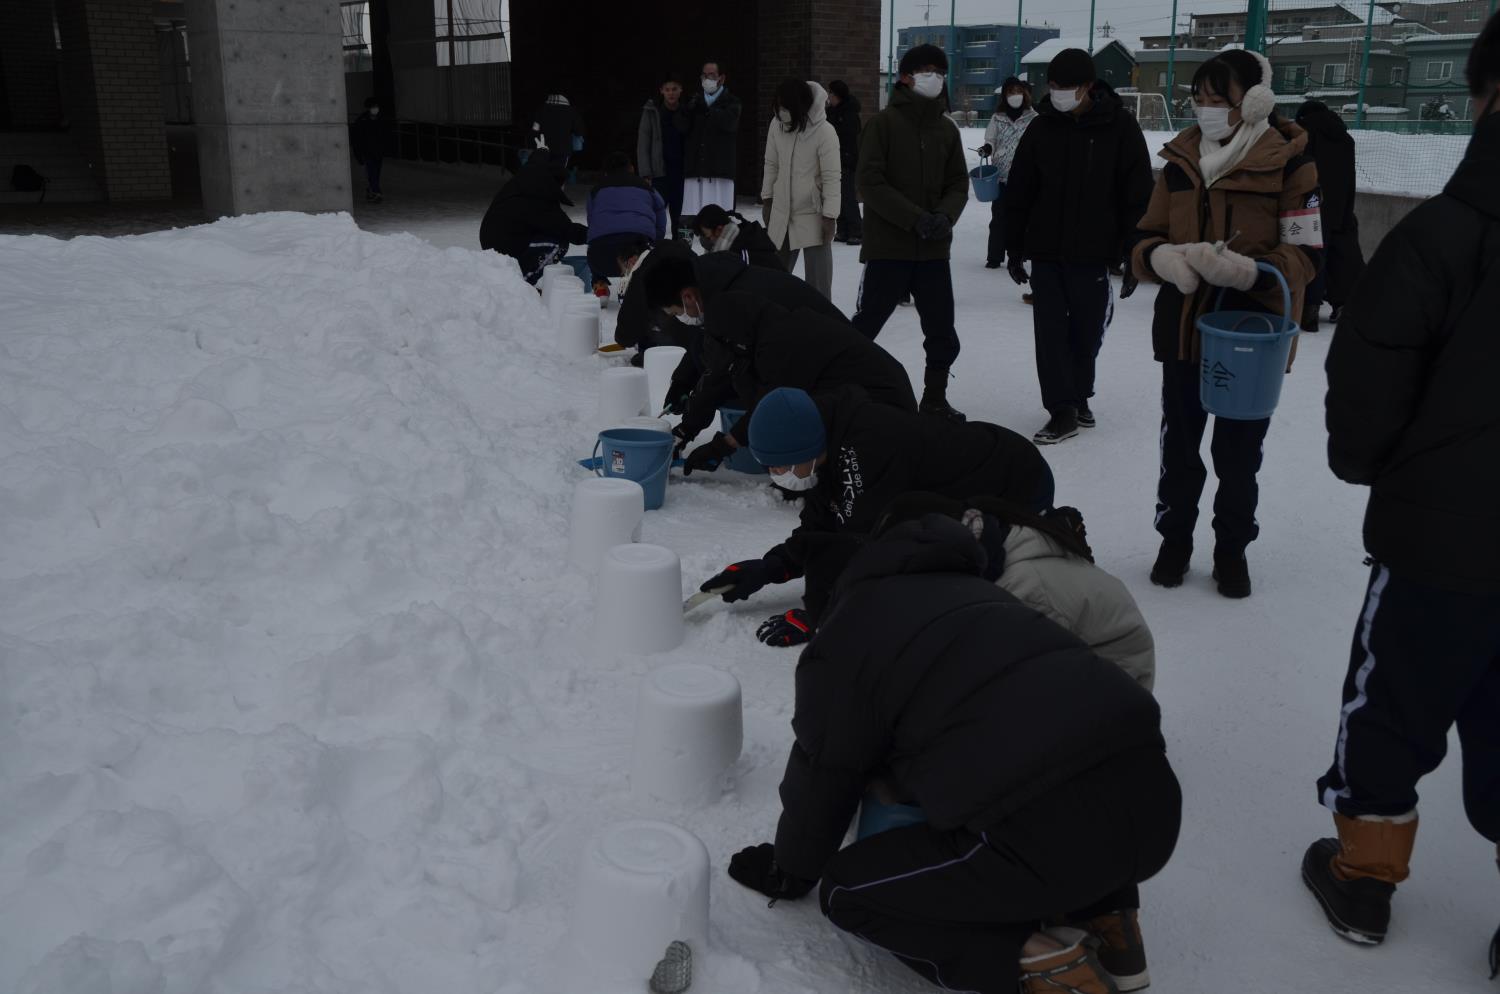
[1132,119,1321,363]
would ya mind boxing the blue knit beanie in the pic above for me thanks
[748,388,827,467]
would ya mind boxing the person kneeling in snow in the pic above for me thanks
[691,203,784,271]
[725,512,1181,994]
[700,386,1051,646]
[876,492,1156,689]
[478,147,588,285]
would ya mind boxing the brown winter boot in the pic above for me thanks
[1331,812,1417,884]
[1074,909,1149,991]
[1302,812,1417,945]
[1018,928,1120,994]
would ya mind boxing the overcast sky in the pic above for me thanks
[879,0,1196,58]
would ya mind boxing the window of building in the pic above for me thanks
[1158,70,1168,86]
[1433,10,1448,21]
[1390,65,1405,84]
[968,58,997,72]
[1322,63,1347,85]
[1426,59,1453,80]
[1468,5,1482,19]
[1279,64,1310,89]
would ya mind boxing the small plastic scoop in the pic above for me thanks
[683,585,732,613]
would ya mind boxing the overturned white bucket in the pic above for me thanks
[568,477,645,572]
[558,303,600,359]
[548,274,586,323]
[594,543,684,655]
[597,366,651,425]
[643,345,687,416]
[564,820,710,994]
[631,663,743,805]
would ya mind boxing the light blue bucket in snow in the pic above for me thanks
[716,407,768,475]
[594,428,674,510]
[855,795,926,840]
[1197,262,1300,421]
[969,157,1001,202]
[562,254,592,284]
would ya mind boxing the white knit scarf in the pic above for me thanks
[1197,119,1270,189]
[711,220,740,253]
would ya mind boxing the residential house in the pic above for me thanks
[1018,38,1138,99]
[1380,0,1491,34]
[1266,38,1409,111]
[1401,32,1482,116]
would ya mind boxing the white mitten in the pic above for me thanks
[1185,242,1259,291]
[1147,243,1201,295]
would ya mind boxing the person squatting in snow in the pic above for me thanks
[1304,14,1500,969]
[724,511,1180,994]
[477,147,588,285]
[1131,47,1321,602]
[584,150,668,297]
[695,386,1052,647]
[641,254,914,477]
[690,203,784,272]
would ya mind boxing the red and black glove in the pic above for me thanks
[756,609,813,647]
[701,558,788,602]
[727,843,815,901]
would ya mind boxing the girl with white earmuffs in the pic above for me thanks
[1131,48,1323,600]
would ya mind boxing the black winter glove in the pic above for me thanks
[977,142,994,158]
[683,432,733,476]
[1007,258,1030,286]
[727,843,816,901]
[701,557,788,602]
[914,211,953,241]
[1120,269,1139,299]
[663,388,692,417]
[756,609,813,647]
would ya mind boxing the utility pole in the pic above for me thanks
[889,0,896,96]
[1165,0,1180,128]
[1355,0,1376,126]
[949,0,957,82]
[1013,0,1025,76]
[1089,0,1098,50]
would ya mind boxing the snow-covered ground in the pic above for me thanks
[1,194,1494,994]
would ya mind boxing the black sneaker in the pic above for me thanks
[985,258,1003,269]
[1077,402,1096,428]
[1033,409,1079,445]
[1212,550,1252,598]
[1302,838,1395,945]
[1149,540,1191,587]
[846,236,862,246]
[919,394,966,422]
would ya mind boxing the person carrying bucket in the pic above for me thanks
[695,386,1052,646]
[724,512,1180,994]
[1130,48,1321,599]
[978,77,1038,276]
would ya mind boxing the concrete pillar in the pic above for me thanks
[185,0,351,217]
[54,0,173,200]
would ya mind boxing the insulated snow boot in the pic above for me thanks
[1077,402,1096,428]
[920,368,965,422]
[1023,292,1035,305]
[1212,549,1252,598]
[1149,540,1191,587]
[1033,408,1079,445]
[1302,813,1417,946]
[1073,909,1149,991]
[1019,928,1120,994]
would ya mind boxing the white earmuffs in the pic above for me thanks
[1240,50,1277,124]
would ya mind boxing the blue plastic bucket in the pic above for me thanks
[969,158,1001,202]
[593,428,674,510]
[855,796,926,840]
[562,255,592,285]
[1197,262,1300,421]
[716,408,768,475]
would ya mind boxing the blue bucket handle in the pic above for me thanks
[592,432,675,481]
[1212,261,1294,335]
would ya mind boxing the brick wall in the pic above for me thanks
[54,0,171,200]
[0,0,64,129]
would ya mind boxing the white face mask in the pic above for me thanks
[1050,87,1082,113]
[702,77,721,94]
[677,311,703,327]
[1196,105,1237,141]
[770,467,818,491]
[911,72,945,100]
[369,107,380,117]
[1006,94,1025,109]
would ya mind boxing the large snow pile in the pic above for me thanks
[1,210,1494,994]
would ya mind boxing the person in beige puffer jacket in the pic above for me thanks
[761,79,842,300]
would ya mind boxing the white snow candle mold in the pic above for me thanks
[643,345,687,416]
[569,477,646,572]
[631,662,743,805]
[558,304,600,359]
[540,262,574,296]
[564,820,710,994]
[547,274,586,323]
[593,542,684,655]
[597,366,651,425]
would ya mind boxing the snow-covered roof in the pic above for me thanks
[1403,30,1482,44]
[1332,1,1397,25]
[1019,38,1126,63]
[1133,47,1219,59]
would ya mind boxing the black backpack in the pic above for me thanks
[11,164,47,202]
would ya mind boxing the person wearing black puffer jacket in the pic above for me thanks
[478,148,588,284]
[1304,19,1500,968]
[1005,49,1153,446]
[1293,100,1365,331]
[725,513,1181,994]
[695,385,1052,646]
[825,80,863,244]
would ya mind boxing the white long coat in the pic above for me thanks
[761,81,842,251]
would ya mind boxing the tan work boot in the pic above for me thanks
[1302,811,1417,945]
[1019,927,1120,994]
